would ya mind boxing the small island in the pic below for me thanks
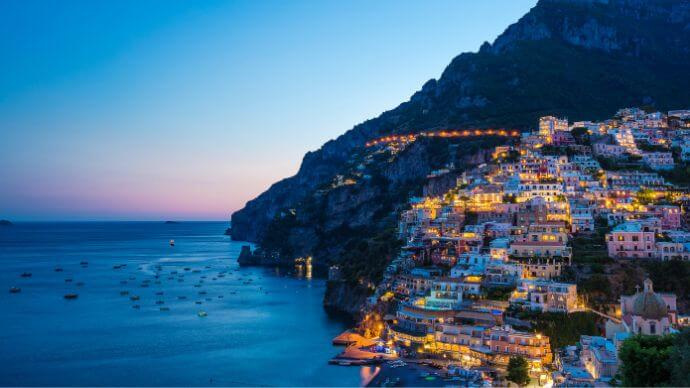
[0,220,13,226]
[164,221,179,224]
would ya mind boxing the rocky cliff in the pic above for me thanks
[231,0,690,316]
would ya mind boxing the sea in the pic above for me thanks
[0,221,364,386]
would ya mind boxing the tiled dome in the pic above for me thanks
[631,279,668,320]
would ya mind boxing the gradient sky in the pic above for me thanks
[0,0,537,221]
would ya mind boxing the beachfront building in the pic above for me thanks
[429,324,552,368]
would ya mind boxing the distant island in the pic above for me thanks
[164,221,179,224]
[0,220,13,226]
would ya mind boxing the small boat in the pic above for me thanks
[130,295,140,301]
[197,311,208,317]
[195,301,203,305]
[160,307,170,311]
[80,261,88,266]
[9,287,21,294]
[64,293,78,300]
[155,300,165,305]
[64,278,73,283]
[20,272,32,278]
[198,291,207,295]
[155,291,164,296]
[169,239,175,246]
[217,295,224,299]
[120,291,130,296]
[55,267,64,272]
[132,304,140,309]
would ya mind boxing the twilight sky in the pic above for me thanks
[0,0,537,221]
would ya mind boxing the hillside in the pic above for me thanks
[231,0,690,316]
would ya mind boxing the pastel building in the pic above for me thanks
[605,221,656,259]
[607,279,677,337]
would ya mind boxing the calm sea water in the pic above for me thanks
[0,222,362,386]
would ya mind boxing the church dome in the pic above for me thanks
[631,279,668,320]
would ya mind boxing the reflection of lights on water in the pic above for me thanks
[294,257,313,279]
[360,366,380,386]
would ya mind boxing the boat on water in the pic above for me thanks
[20,272,32,278]
[9,287,21,294]
[130,295,140,301]
[160,307,170,311]
[120,290,129,296]
[132,304,140,309]
[63,293,78,300]
[197,311,208,317]
[54,267,63,272]
[169,239,175,246]
[80,261,88,266]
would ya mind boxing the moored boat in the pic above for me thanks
[63,293,78,300]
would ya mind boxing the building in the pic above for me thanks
[510,279,579,313]
[607,279,677,337]
[539,116,568,143]
[605,221,656,259]
[642,152,675,171]
[580,336,618,381]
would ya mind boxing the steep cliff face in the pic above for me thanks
[232,0,690,245]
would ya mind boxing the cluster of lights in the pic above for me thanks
[365,129,520,147]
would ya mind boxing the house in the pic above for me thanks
[509,279,579,313]
[580,336,618,381]
[642,152,674,171]
[605,221,656,259]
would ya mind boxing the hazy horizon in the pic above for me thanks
[1,0,537,221]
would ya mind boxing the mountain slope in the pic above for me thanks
[232,0,690,243]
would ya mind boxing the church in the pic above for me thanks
[607,278,677,339]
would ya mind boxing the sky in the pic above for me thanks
[0,0,537,221]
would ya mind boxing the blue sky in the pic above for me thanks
[0,0,537,221]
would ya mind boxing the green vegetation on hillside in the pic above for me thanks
[619,331,690,387]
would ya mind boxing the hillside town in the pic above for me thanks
[330,108,690,386]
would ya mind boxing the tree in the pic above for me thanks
[506,356,530,386]
[618,335,674,386]
[669,329,690,386]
